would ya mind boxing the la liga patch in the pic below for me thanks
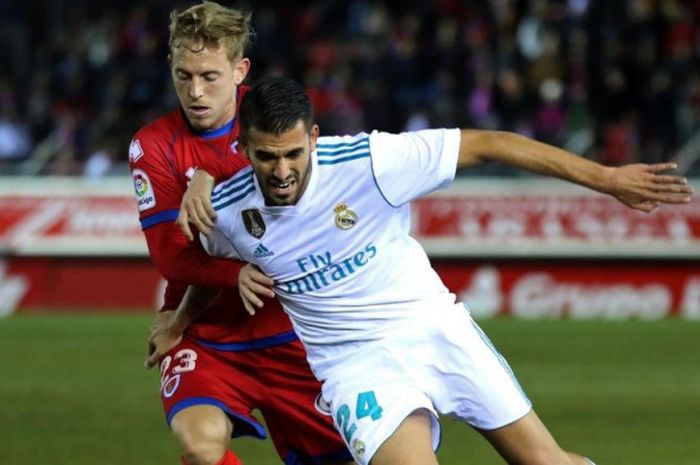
[132,169,156,211]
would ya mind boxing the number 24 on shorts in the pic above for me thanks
[336,390,383,442]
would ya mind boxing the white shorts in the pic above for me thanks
[319,302,532,465]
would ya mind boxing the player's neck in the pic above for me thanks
[183,88,239,138]
[193,118,236,138]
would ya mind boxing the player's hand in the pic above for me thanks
[144,310,186,369]
[239,263,275,315]
[605,163,693,212]
[177,169,217,241]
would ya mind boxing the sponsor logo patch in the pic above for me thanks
[352,439,366,461]
[128,139,144,163]
[253,243,274,258]
[334,203,358,230]
[132,169,156,211]
[242,209,266,238]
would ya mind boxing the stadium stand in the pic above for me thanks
[1,0,700,176]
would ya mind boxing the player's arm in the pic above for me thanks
[146,206,273,364]
[143,221,245,287]
[142,225,273,368]
[198,224,276,315]
[143,237,276,369]
[145,285,222,368]
[455,130,692,212]
[130,129,247,288]
[130,130,255,367]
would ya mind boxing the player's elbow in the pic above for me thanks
[159,266,186,283]
[458,130,522,167]
[146,248,188,283]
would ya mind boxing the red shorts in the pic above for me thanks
[159,335,350,464]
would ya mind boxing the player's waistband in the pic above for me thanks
[192,330,299,351]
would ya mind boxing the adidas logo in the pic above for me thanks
[253,243,274,258]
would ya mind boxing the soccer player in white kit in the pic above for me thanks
[179,76,692,465]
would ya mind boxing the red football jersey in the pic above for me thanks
[129,87,295,345]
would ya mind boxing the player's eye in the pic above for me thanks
[176,72,190,81]
[255,150,275,161]
[203,73,218,82]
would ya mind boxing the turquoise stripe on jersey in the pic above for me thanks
[317,145,369,158]
[316,135,370,164]
[211,166,253,195]
[317,152,370,165]
[317,139,368,153]
[316,134,369,151]
[211,172,254,204]
[317,143,369,156]
[213,183,256,211]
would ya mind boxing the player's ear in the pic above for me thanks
[309,124,320,152]
[167,54,172,68]
[239,142,250,160]
[233,58,250,85]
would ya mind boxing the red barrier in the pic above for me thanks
[0,257,162,314]
[1,257,697,319]
[433,260,699,319]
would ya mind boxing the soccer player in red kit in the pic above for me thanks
[128,3,353,465]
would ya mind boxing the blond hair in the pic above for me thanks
[169,1,252,62]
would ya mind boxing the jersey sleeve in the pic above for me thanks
[128,127,243,292]
[128,130,184,226]
[369,128,461,206]
[198,155,250,184]
[143,221,243,287]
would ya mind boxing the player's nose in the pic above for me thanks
[273,159,291,180]
[189,78,204,99]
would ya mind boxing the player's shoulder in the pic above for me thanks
[211,165,256,213]
[317,131,370,149]
[363,128,458,158]
[133,108,183,141]
[128,109,184,164]
[316,132,372,166]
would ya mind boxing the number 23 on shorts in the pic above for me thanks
[336,390,383,442]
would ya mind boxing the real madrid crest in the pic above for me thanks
[242,209,266,238]
[334,203,358,230]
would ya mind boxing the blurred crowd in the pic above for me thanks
[2,0,700,177]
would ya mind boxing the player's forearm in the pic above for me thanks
[458,130,611,193]
[198,155,249,183]
[145,222,243,287]
[171,248,245,287]
[174,285,222,328]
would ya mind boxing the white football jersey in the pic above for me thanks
[203,128,461,377]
